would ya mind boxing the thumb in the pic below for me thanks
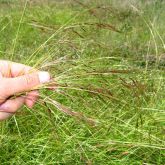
[3,71,50,96]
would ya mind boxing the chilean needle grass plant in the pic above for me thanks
[0,0,164,164]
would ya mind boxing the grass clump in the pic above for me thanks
[0,0,164,164]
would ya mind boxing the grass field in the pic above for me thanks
[0,0,164,164]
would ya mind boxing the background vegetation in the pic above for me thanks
[0,0,164,164]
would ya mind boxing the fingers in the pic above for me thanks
[0,91,40,121]
[0,97,25,121]
[25,91,39,108]
[0,61,50,120]
[0,60,33,77]
[0,72,3,78]
[2,71,50,97]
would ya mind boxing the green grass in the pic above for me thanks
[0,0,164,164]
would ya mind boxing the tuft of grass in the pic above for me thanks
[0,0,164,164]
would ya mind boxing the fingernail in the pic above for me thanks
[39,72,50,83]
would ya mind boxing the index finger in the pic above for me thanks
[0,60,37,77]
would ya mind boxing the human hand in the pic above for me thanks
[0,60,50,121]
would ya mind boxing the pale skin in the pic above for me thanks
[0,60,50,121]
